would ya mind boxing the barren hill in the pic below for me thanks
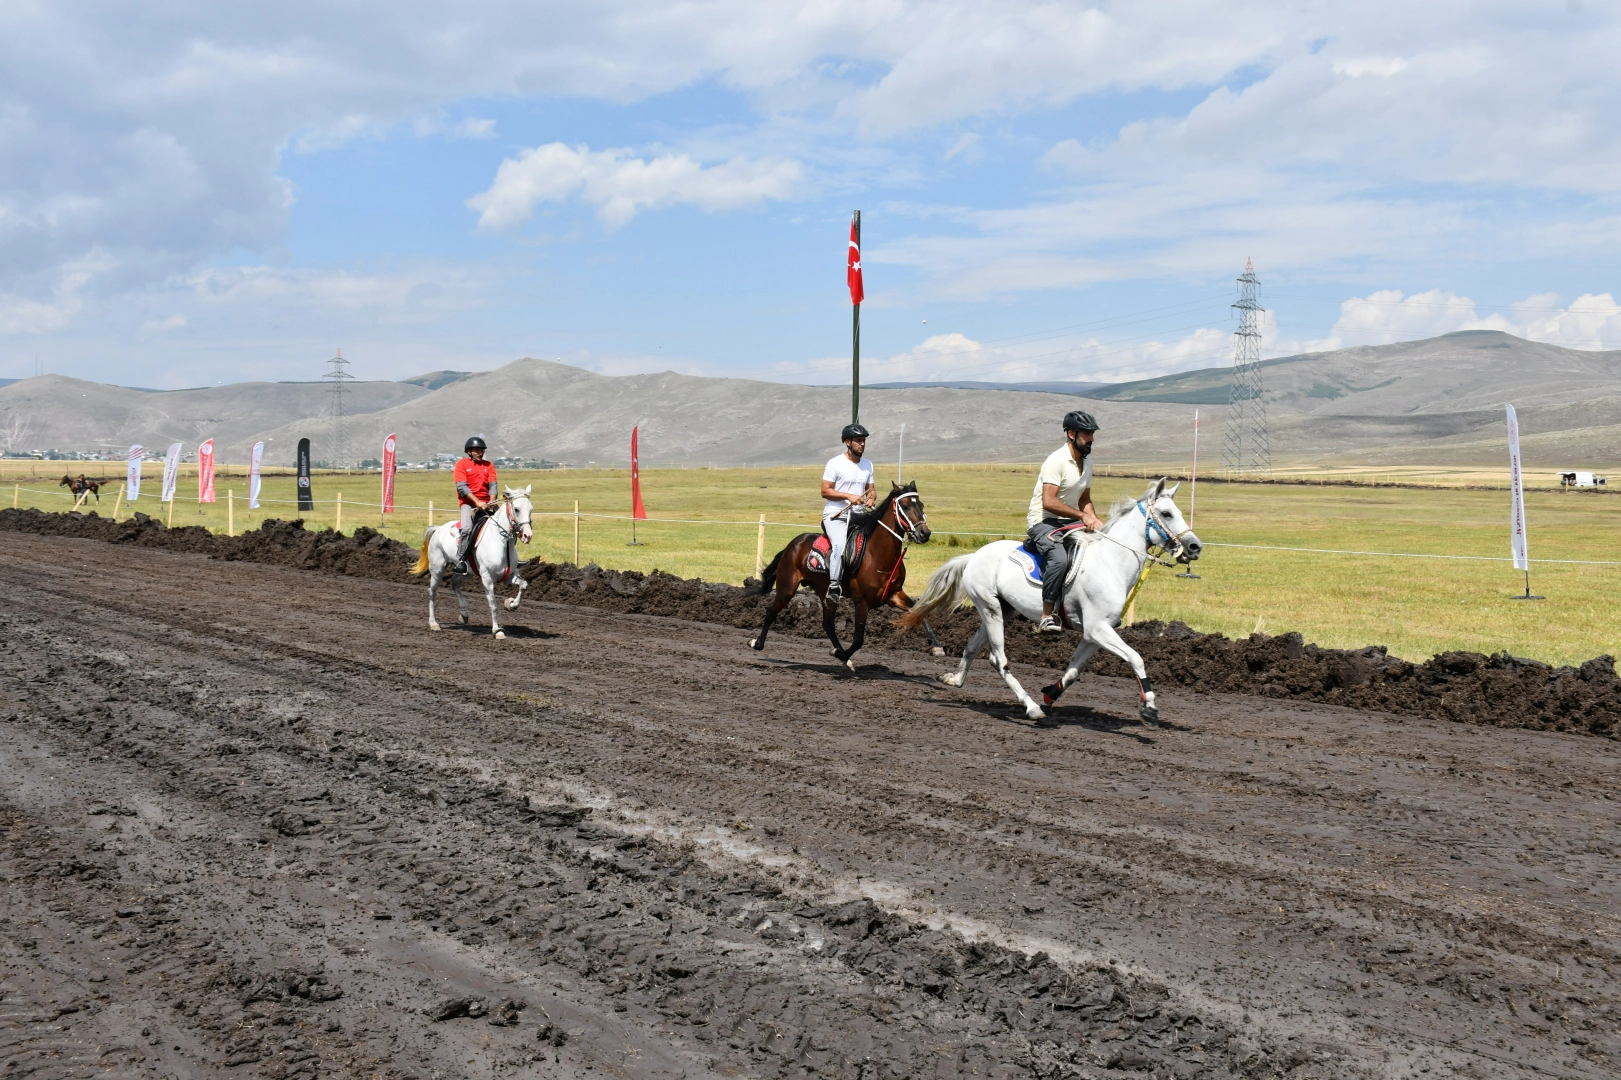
[6,331,1620,468]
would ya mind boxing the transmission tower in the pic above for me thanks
[1220,258,1270,476]
[324,348,353,469]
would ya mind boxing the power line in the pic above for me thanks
[1221,259,1270,478]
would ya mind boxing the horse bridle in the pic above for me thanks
[1137,498,1194,561]
[874,490,927,544]
[484,497,532,542]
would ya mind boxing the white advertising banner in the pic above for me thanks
[249,441,264,509]
[126,445,143,501]
[1506,405,1530,571]
[161,442,182,502]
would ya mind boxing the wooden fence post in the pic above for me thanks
[111,484,125,521]
[335,492,342,533]
[227,490,234,536]
[574,500,580,566]
[166,497,174,528]
[756,514,766,579]
[11,484,17,509]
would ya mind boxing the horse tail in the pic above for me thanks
[411,533,432,577]
[899,554,972,629]
[757,549,785,594]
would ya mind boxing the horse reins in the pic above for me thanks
[874,491,926,600]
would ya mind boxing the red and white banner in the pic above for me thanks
[381,433,397,513]
[126,444,143,502]
[630,426,647,520]
[197,439,216,503]
[846,218,864,305]
[248,441,264,509]
[1507,405,1529,570]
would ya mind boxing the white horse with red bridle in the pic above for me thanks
[902,479,1201,725]
[411,486,534,639]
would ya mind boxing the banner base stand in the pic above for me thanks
[1175,571,1200,580]
[1510,570,1544,600]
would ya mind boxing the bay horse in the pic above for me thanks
[60,474,100,502]
[750,481,943,670]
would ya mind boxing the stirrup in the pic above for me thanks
[1035,615,1063,634]
[825,582,842,602]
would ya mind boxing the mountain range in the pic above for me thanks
[2,331,1616,468]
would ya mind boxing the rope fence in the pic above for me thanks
[9,481,1621,568]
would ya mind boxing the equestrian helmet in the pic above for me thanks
[464,435,488,452]
[1062,410,1099,433]
[841,423,870,442]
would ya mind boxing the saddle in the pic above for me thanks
[1009,524,1088,589]
[804,510,874,577]
[452,512,517,582]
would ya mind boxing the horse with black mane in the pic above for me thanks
[750,481,943,669]
[59,474,100,502]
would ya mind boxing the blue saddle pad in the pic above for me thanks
[1009,542,1043,587]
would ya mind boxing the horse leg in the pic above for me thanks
[450,574,470,624]
[505,572,527,611]
[888,589,946,656]
[982,606,1047,722]
[940,620,987,688]
[834,601,869,671]
[750,565,798,651]
[427,566,442,631]
[1086,621,1159,725]
[822,595,844,659]
[1041,640,1100,708]
[484,566,504,639]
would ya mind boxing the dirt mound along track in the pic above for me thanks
[5,505,1617,737]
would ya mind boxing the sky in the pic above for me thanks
[3,1,1621,390]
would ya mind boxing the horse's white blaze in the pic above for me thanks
[915,480,1199,724]
[423,489,535,638]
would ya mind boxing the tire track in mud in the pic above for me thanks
[1,534,1618,1079]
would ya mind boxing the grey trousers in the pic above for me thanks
[1027,520,1071,608]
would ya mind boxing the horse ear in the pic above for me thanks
[1164,481,1180,499]
[1154,477,1167,499]
[522,484,531,496]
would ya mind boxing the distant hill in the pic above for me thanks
[5,331,1621,467]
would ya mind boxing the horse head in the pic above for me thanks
[888,480,931,544]
[504,485,534,543]
[1142,477,1201,563]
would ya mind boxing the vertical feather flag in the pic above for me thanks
[197,439,216,503]
[381,433,397,513]
[630,426,647,520]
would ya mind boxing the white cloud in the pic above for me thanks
[140,312,186,333]
[467,143,804,230]
[942,133,981,162]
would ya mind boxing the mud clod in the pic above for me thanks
[425,996,486,1022]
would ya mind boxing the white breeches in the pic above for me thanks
[824,513,848,582]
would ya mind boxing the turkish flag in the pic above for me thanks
[847,219,864,306]
[630,426,647,520]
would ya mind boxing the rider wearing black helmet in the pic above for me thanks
[1027,410,1101,633]
[820,423,876,602]
[452,435,499,575]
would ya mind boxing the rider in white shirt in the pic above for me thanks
[820,423,876,602]
[1027,410,1102,633]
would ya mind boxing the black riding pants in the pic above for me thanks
[1027,519,1071,609]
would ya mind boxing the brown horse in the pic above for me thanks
[750,481,943,669]
[59,474,100,502]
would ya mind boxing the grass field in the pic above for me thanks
[8,460,1619,666]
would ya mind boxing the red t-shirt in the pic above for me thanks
[454,457,498,506]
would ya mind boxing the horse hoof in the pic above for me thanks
[494,630,506,641]
[506,599,520,611]
[1139,704,1160,726]
[845,659,856,672]
[1026,706,1048,722]
[748,638,761,650]
[930,646,946,657]
[459,615,469,625]
[429,622,441,632]
[940,673,963,688]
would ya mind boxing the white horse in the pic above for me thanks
[411,486,534,639]
[902,478,1201,725]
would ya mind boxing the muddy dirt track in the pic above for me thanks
[1,533,1618,1080]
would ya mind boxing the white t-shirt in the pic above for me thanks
[1027,445,1093,528]
[823,453,875,518]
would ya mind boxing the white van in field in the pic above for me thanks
[1559,471,1608,488]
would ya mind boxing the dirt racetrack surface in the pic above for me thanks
[4,508,1620,739]
[1,532,1619,1079]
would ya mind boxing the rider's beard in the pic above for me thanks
[1072,437,1092,459]
[847,445,864,461]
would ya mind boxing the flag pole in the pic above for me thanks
[851,210,861,425]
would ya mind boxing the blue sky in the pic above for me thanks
[3,1,1621,389]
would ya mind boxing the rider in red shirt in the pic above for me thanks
[452,436,499,574]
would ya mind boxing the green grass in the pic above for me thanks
[9,462,1618,666]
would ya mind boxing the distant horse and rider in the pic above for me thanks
[60,474,100,502]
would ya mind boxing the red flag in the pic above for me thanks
[847,218,864,305]
[630,426,647,520]
[381,433,397,513]
[197,439,216,503]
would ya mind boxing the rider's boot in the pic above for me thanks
[825,577,843,603]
